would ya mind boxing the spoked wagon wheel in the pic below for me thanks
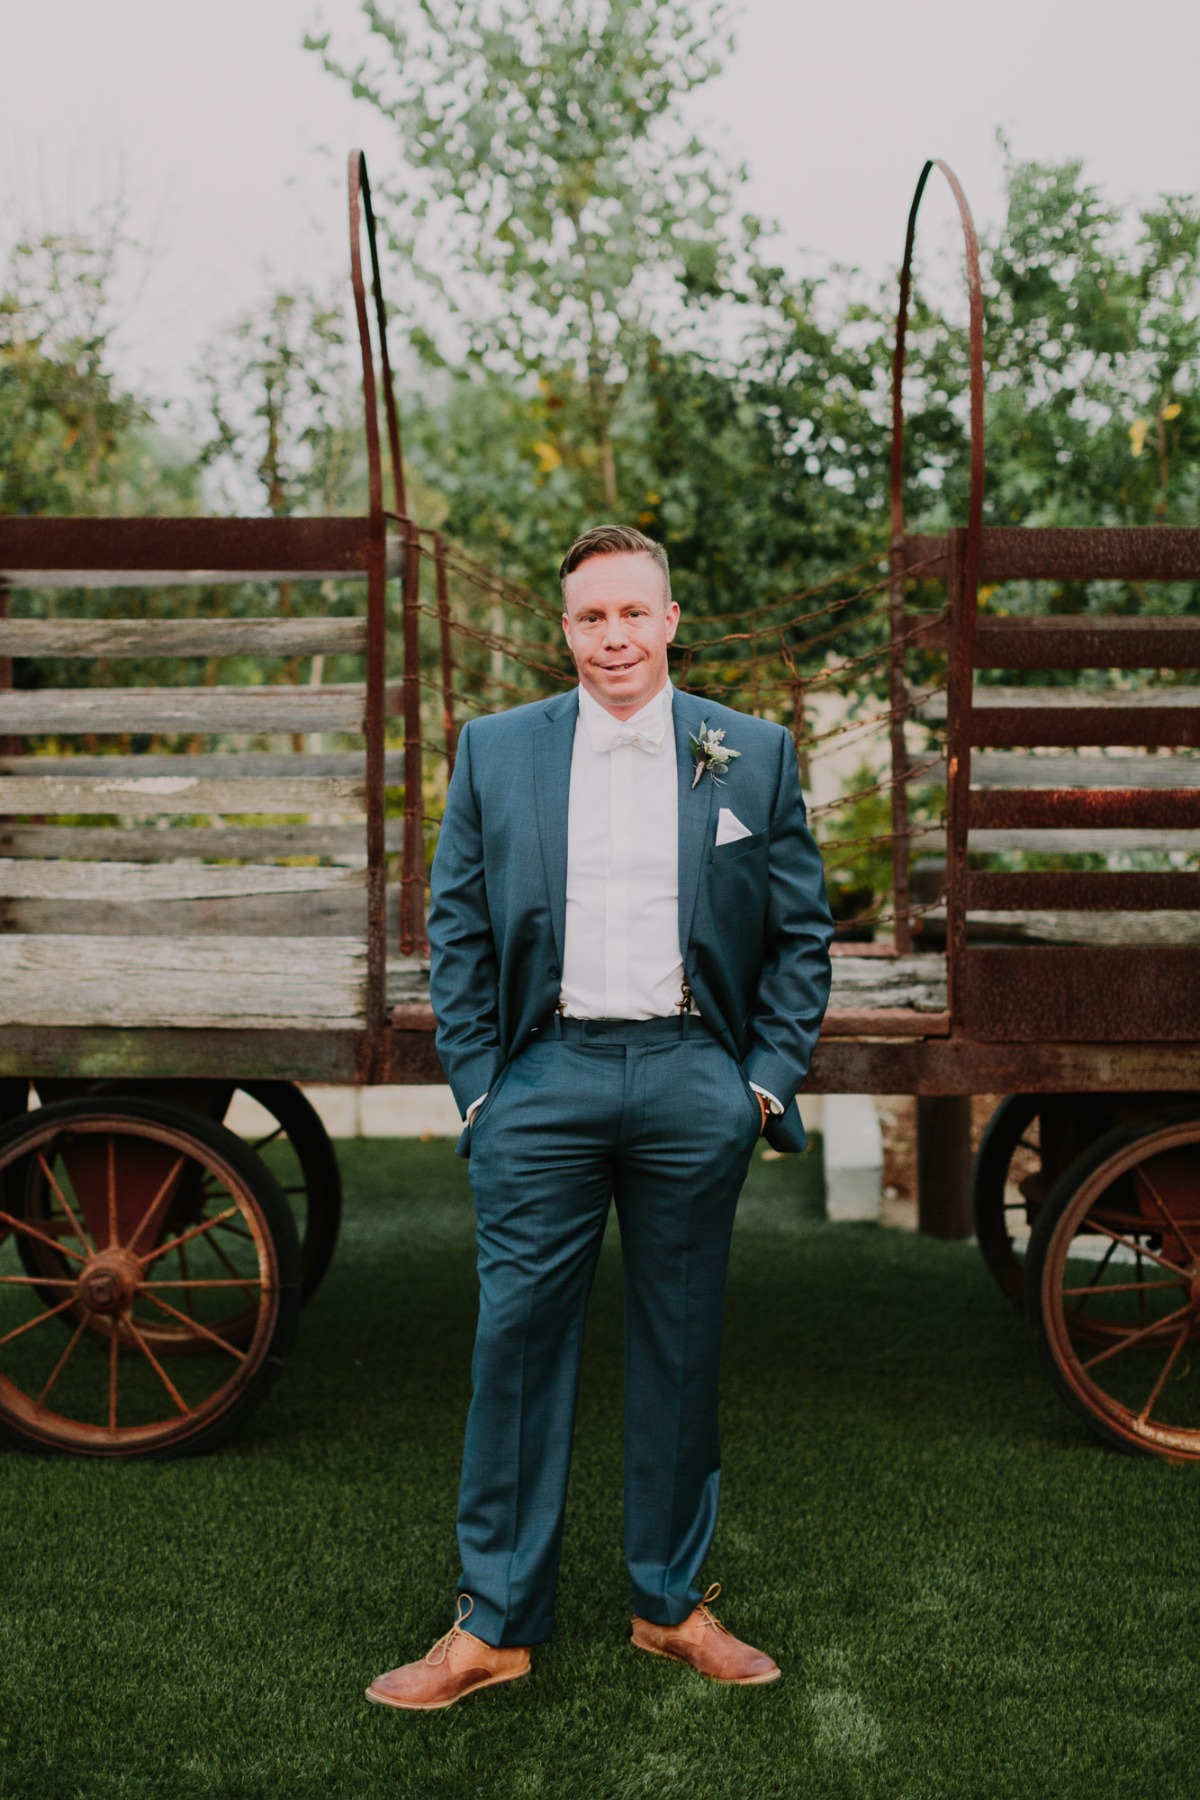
[225,1082,342,1305]
[1026,1104,1200,1460]
[21,1079,341,1309]
[973,1096,1043,1310]
[0,1097,300,1458]
[974,1094,1111,1313]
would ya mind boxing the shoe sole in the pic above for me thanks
[630,1639,782,1685]
[364,1666,529,1712]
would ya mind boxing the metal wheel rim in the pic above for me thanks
[0,1113,282,1455]
[1039,1118,1200,1459]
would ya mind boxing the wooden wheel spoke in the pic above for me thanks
[214,1220,254,1243]
[1062,1279,1186,1297]
[1079,1216,1188,1280]
[142,1278,265,1289]
[33,1154,91,1254]
[108,1324,119,1432]
[1068,1237,1118,1315]
[1137,1166,1196,1253]
[123,1316,192,1415]
[125,1153,188,1256]
[37,1315,89,1406]
[0,1295,79,1348]
[142,1292,247,1361]
[248,1126,286,1154]
[106,1137,118,1250]
[1137,1318,1193,1424]
[0,1275,78,1288]
[141,1205,239,1269]
[205,1232,262,1304]
[0,1208,86,1264]
[1080,1303,1192,1372]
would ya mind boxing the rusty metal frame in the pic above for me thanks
[889,159,985,986]
[888,157,1200,1065]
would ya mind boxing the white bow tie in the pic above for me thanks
[589,711,667,755]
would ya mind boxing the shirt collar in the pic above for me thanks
[577,680,674,752]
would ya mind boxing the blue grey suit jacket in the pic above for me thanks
[427,684,834,1156]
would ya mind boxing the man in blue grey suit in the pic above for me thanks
[367,525,833,1712]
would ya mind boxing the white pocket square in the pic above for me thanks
[715,806,753,847]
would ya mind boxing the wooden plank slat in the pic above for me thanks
[902,528,1200,584]
[0,891,380,937]
[904,614,1200,668]
[0,776,365,815]
[969,705,1200,749]
[970,830,1200,853]
[0,684,368,735]
[826,953,947,1014]
[974,616,1200,670]
[967,870,1200,912]
[0,517,380,582]
[972,753,1200,789]
[0,823,397,861]
[0,861,365,900]
[921,908,1200,947]
[0,935,368,1028]
[924,686,1200,720]
[0,618,368,657]
[970,787,1200,829]
[0,751,399,779]
[962,945,1200,1040]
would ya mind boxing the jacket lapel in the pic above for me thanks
[533,688,579,967]
[674,689,717,953]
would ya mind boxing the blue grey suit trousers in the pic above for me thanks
[456,1013,765,1647]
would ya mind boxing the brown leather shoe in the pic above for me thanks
[366,1596,531,1712]
[631,1583,781,1686]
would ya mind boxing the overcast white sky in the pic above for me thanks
[2,0,1197,410]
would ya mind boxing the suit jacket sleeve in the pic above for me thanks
[740,727,834,1106]
[427,721,505,1115]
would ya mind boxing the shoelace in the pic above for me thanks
[425,1592,474,1666]
[695,1581,731,1634]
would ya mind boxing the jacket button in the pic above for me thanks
[549,965,560,980]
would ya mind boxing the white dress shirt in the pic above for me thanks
[560,680,684,1019]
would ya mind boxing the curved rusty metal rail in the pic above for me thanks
[887,159,985,981]
[347,151,429,968]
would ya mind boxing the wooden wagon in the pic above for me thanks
[0,156,1198,1462]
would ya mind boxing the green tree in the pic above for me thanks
[309,0,746,527]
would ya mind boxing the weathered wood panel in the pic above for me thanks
[0,752,399,779]
[0,861,365,900]
[0,516,386,582]
[0,935,368,1028]
[924,908,1200,946]
[0,776,366,815]
[0,685,367,734]
[0,824,396,861]
[971,753,1200,789]
[0,891,378,936]
[0,618,368,657]
[922,685,1200,722]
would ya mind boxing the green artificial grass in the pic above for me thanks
[1,1134,1196,1800]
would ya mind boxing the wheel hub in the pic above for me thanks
[77,1249,141,1316]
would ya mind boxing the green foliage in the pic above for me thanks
[194,286,366,518]
[310,0,747,523]
[0,214,190,518]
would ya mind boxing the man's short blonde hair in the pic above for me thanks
[559,524,671,601]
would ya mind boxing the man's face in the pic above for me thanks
[561,552,680,719]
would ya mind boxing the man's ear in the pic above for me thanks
[665,602,681,643]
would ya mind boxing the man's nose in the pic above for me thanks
[602,616,628,647]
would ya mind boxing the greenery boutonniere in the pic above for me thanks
[689,720,741,789]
